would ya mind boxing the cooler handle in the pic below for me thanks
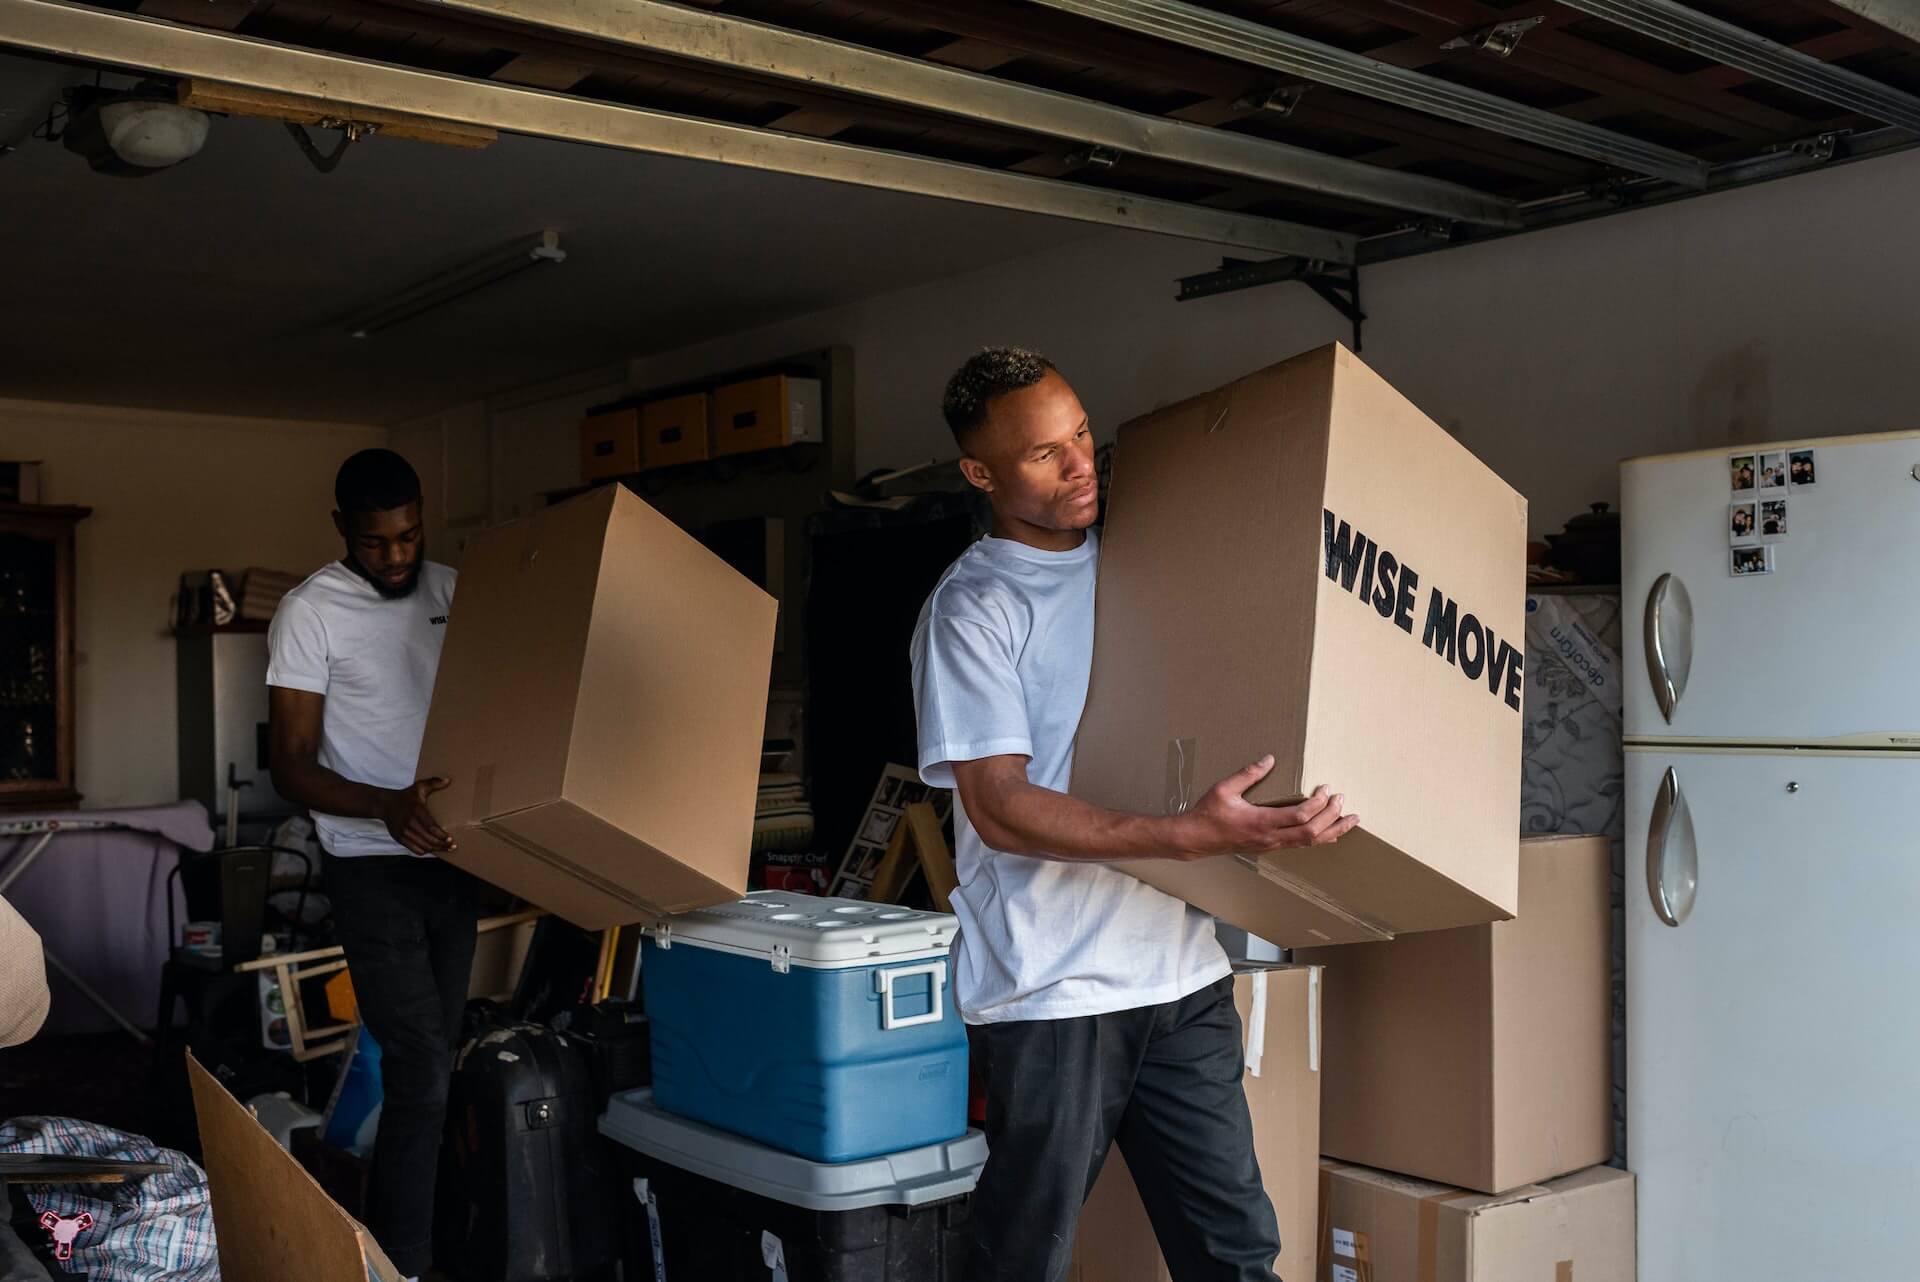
[875,961,947,1031]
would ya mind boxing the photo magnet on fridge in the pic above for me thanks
[1729,454,1757,496]
[1789,449,1818,490]
[1731,545,1773,577]
[1759,451,1789,492]
[1729,502,1758,544]
[1760,498,1788,542]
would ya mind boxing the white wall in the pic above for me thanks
[588,145,1920,540]
[0,401,384,808]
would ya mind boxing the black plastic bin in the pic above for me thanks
[600,1089,982,1282]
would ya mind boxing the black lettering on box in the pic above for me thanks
[1359,539,1380,605]
[1323,511,1366,592]
[1505,650,1525,710]
[1372,551,1399,619]
[1485,635,1514,696]
[1422,590,1458,664]
[1459,614,1486,680]
[1394,567,1419,634]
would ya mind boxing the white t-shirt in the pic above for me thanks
[911,531,1229,1025]
[265,560,457,858]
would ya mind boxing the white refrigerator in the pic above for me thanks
[1622,431,1920,1281]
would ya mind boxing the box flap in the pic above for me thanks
[187,1052,390,1281]
[1464,1167,1634,1282]
[420,488,610,826]
[565,484,775,889]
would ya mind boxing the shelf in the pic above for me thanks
[173,620,273,637]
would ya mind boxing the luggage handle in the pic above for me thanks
[874,962,946,1031]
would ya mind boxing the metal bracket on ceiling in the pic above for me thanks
[1233,81,1308,117]
[285,118,377,173]
[1063,143,1121,171]
[1440,15,1545,58]
[1176,257,1367,351]
[1776,131,1841,165]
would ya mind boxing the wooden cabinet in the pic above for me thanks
[0,504,90,808]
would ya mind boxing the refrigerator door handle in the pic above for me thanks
[1647,765,1698,927]
[1644,573,1693,724]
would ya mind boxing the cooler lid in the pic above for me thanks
[599,1089,986,1211]
[649,892,956,969]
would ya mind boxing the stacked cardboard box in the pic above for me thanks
[1318,1161,1634,1282]
[1070,966,1322,1282]
[1072,347,1630,1282]
[1300,835,1628,1280]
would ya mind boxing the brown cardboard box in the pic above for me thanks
[1071,966,1321,1282]
[1072,343,1527,948]
[711,374,823,456]
[1317,1161,1633,1282]
[419,484,777,929]
[580,405,641,480]
[188,1052,403,1281]
[640,393,712,469]
[1296,835,1611,1194]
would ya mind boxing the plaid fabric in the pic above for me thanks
[0,1119,216,1281]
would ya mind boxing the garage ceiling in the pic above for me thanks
[3,0,1917,421]
[0,54,1095,423]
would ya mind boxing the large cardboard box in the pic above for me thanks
[1317,1161,1634,1282]
[188,1053,402,1281]
[419,485,777,929]
[1072,343,1527,947]
[1296,835,1610,1194]
[1071,966,1321,1282]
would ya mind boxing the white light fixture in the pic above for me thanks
[346,229,566,339]
[97,99,209,167]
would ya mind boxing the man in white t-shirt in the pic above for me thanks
[912,350,1359,1282]
[266,449,469,1282]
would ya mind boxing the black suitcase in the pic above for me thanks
[436,1015,617,1281]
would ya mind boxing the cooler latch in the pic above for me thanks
[770,944,791,974]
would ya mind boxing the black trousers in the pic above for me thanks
[324,852,481,1277]
[967,976,1281,1282]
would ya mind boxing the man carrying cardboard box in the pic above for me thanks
[266,448,474,1282]
[911,349,1358,1282]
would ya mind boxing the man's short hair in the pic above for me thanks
[941,347,1057,449]
[335,449,422,514]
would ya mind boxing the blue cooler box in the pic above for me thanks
[644,894,967,1162]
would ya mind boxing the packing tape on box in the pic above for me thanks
[1416,1189,1462,1282]
[1203,387,1234,436]
[1244,970,1268,1077]
[472,763,496,822]
[1165,738,1198,816]
[482,821,661,917]
[1232,853,1394,942]
[1317,1169,1333,1280]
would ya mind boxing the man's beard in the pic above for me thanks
[342,548,423,599]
